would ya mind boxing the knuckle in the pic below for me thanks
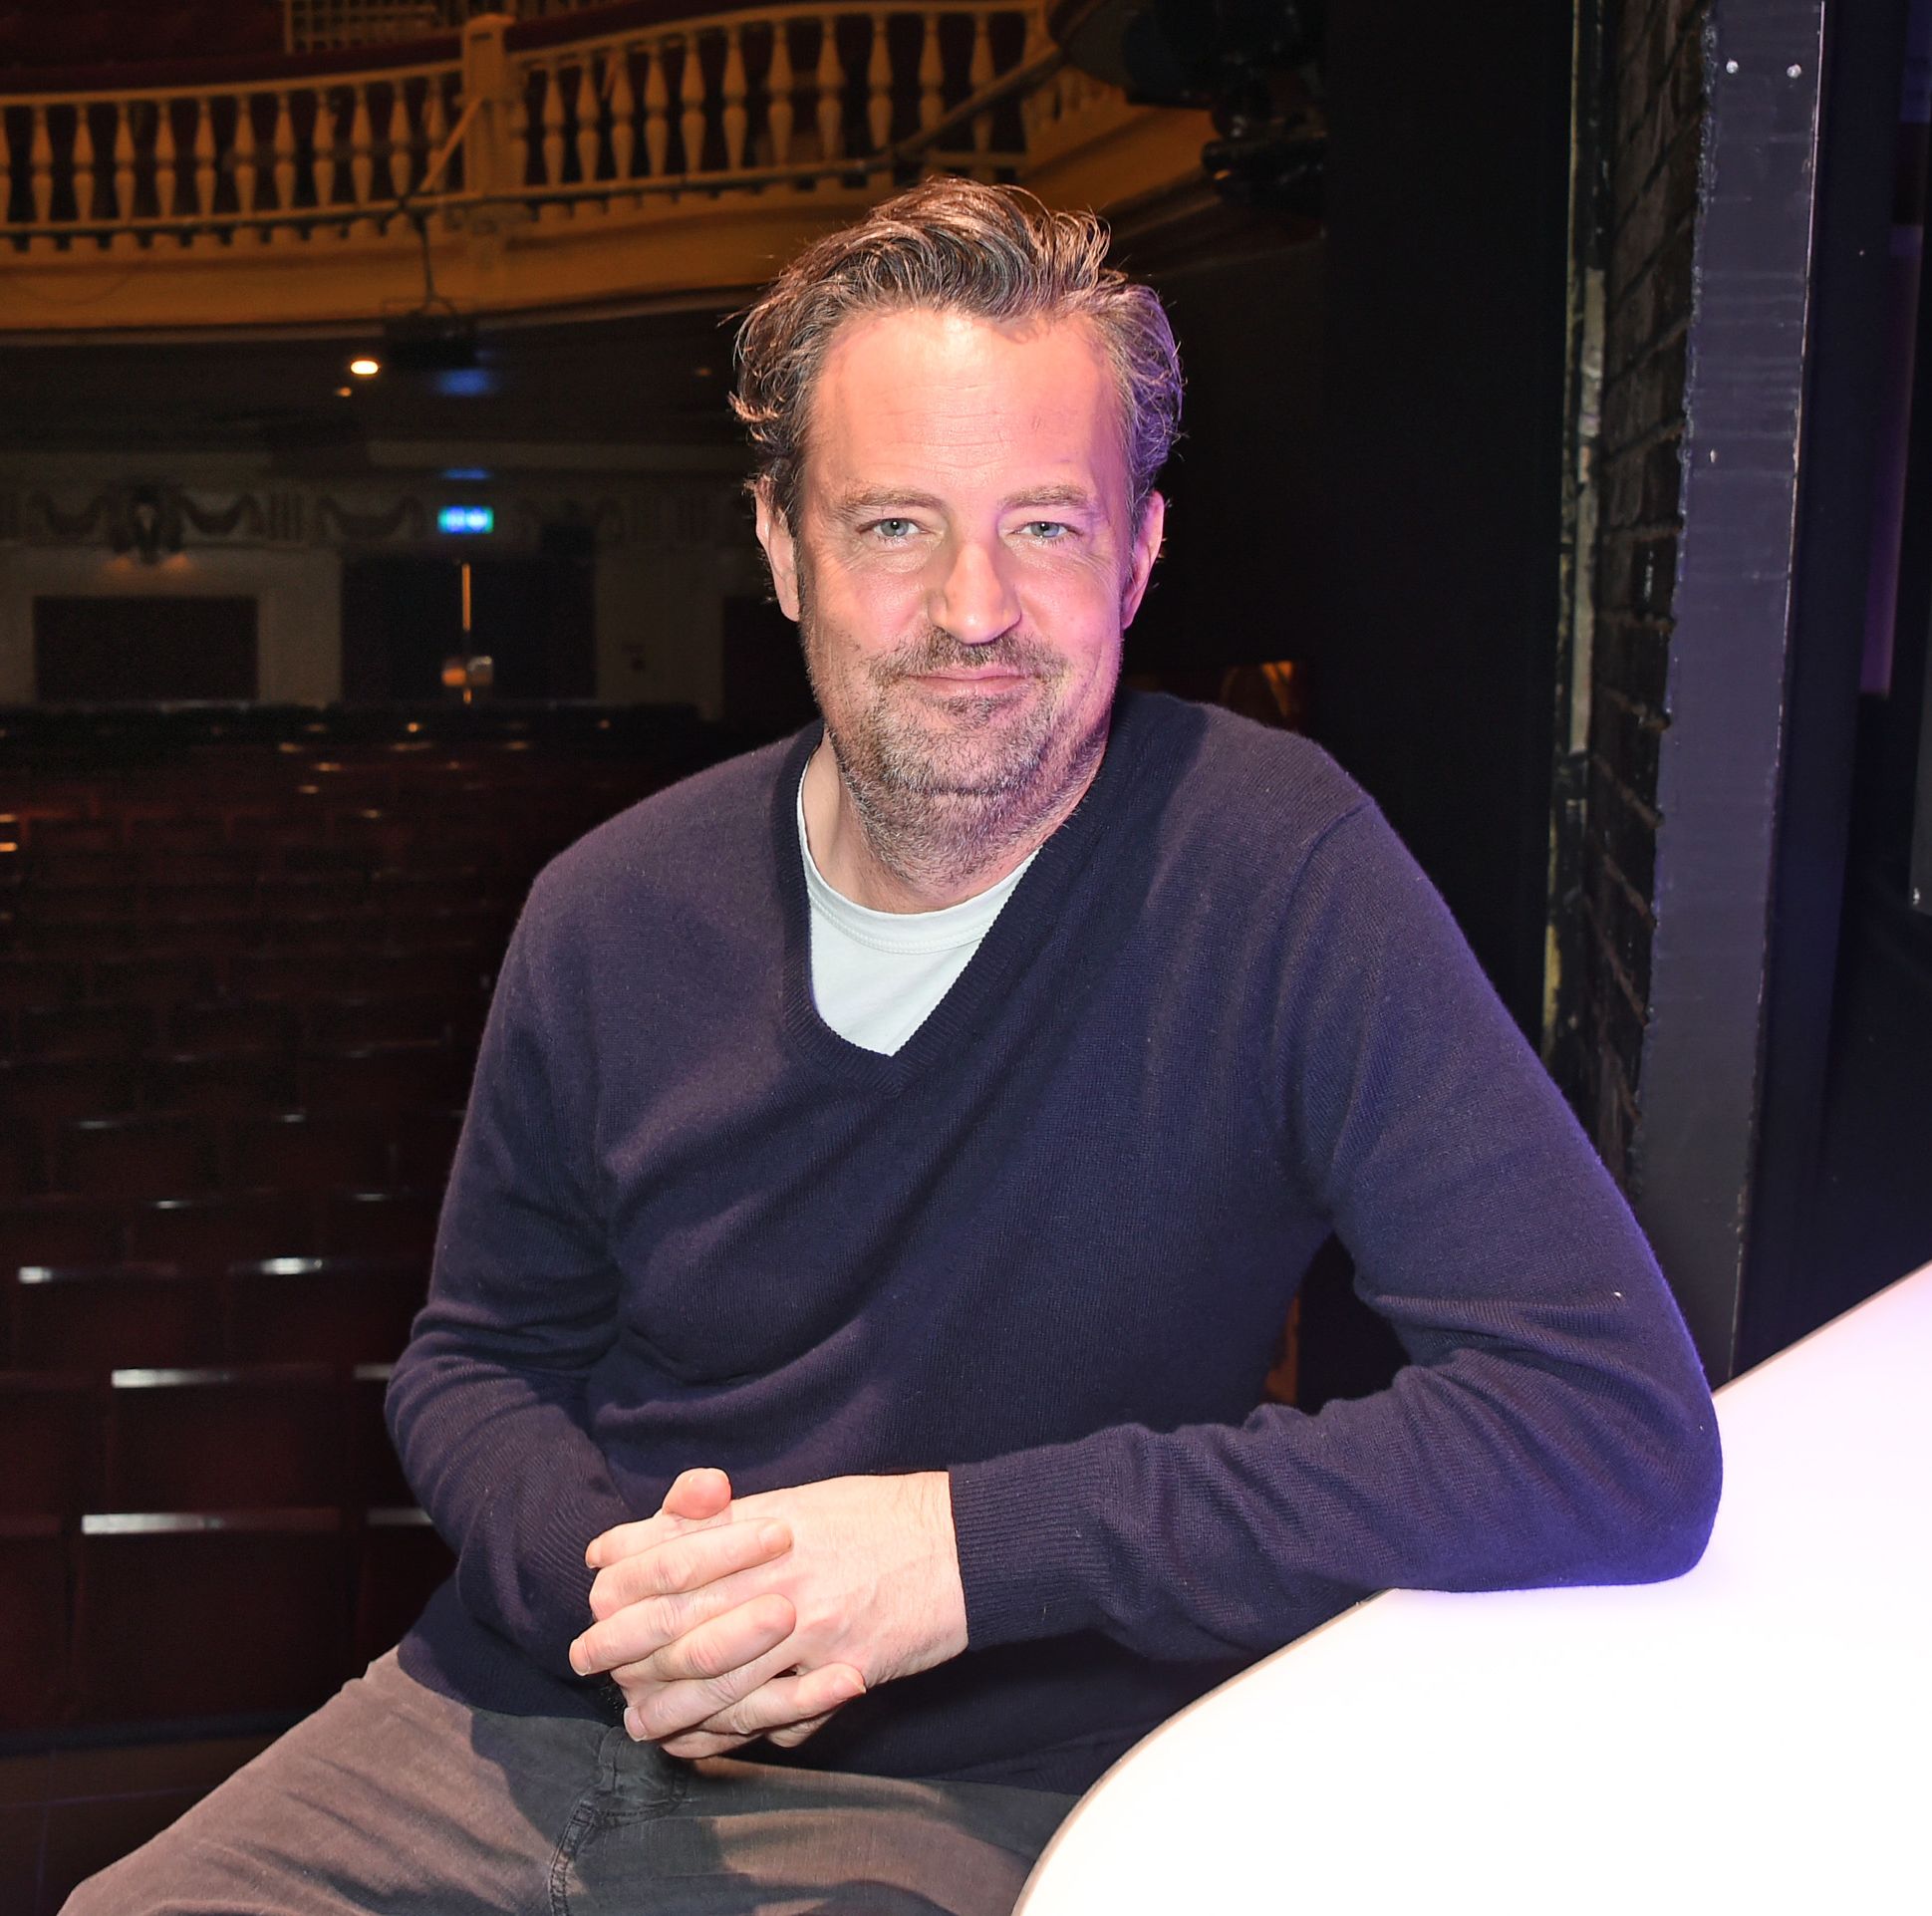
[679,1630,735,1682]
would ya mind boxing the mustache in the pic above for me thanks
[872,630,1060,681]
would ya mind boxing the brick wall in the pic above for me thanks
[1577,0,1709,1186]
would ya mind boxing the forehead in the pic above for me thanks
[802,308,1126,504]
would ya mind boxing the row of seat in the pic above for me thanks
[2,1044,475,1136]
[0,1188,440,1276]
[2,1506,454,1732]
[2,806,582,868]
[1,992,488,1057]
[6,863,516,908]
[0,713,707,1742]
[4,1253,428,1372]
[3,901,512,951]
[0,942,498,1013]
[4,1359,412,1516]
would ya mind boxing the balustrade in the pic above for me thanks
[1,6,1043,256]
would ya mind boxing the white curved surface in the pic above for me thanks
[1018,1262,1932,1915]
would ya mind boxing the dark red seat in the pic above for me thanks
[26,846,130,885]
[15,1000,154,1059]
[141,880,258,920]
[302,1041,472,1115]
[362,945,500,1000]
[0,1196,123,1274]
[0,1514,69,1731]
[73,1509,349,1723]
[258,875,368,918]
[54,1114,220,1198]
[0,1371,101,1515]
[168,999,301,1054]
[352,1506,453,1666]
[128,815,227,854]
[123,1191,315,1276]
[87,953,220,1007]
[322,1189,441,1261]
[224,1254,426,1367]
[23,882,138,924]
[142,1049,299,1118]
[15,918,139,958]
[15,814,103,855]
[307,995,468,1048]
[0,955,77,1013]
[230,1111,389,1194]
[348,1362,414,1507]
[141,847,257,886]
[391,1107,466,1192]
[13,1262,216,1372]
[233,949,393,1001]
[144,911,268,957]
[0,1055,140,1129]
[103,1363,346,1510]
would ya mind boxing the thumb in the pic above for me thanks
[662,1466,732,1520]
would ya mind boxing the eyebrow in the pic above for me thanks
[830,484,1104,518]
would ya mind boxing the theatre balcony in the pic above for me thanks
[0,0,1211,332]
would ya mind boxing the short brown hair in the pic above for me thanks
[732,176,1183,529]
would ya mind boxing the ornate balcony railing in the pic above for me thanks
[0,4,1206,326]
[2,7,1039,251]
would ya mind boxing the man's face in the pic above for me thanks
[755,307,1164,832]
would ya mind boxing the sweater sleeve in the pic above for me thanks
[385,887,639,1682]
[948,801,1723,1662]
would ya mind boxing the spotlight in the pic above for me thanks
[1048,0,1325,215]
[349,357,381,378]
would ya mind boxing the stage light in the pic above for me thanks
[349,357,381,378]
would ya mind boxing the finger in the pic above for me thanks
[725,1663,865,1745]
[658,1664,865,1759]
[760,1712,837,1751]
[652,1725,756,1761]
[585,1517,792,1625]
[587,1505,722,1570]
[586,1470,737,1571]
[660,1468,732,1521]
[610,1593,795,1691]
[622,1628,808,1744]
[572,1557,788,1677]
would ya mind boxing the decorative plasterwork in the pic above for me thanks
[0,476,745,557]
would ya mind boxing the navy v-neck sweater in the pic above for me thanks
[390,691,1721,1794]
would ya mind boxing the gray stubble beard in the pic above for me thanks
[802,612,1114,898]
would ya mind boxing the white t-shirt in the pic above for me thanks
[796,775,1034,1055]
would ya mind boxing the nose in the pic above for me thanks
[927,534,1020,646]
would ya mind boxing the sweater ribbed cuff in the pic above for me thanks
[458,1462,640,1679]
[948,1448,1115,1652]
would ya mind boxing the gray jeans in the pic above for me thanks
[62,1652,1077,1916]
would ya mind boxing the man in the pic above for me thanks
[73,178,1721,1916]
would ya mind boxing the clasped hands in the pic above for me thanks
[567,1466,967,1760]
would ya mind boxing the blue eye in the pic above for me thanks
[1023,521,1070,541]
[869,518,916,541]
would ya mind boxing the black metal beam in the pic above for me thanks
[1739,0,1912,1371]
[1633,1,1826,1379]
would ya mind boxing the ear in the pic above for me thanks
[1119,490,1167,630]
[753,483,802,622]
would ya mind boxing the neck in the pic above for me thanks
[801,732,1104,912]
